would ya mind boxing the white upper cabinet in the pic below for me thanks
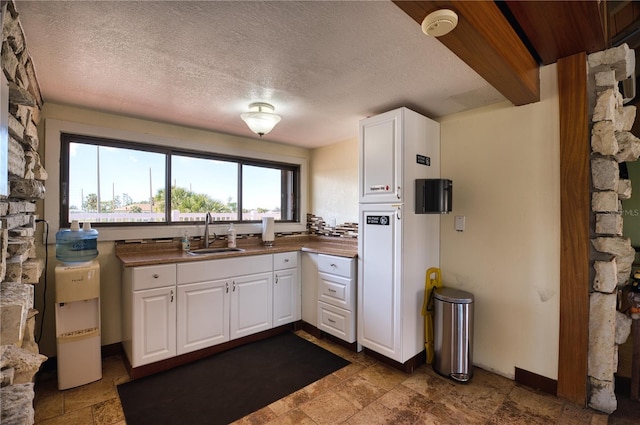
[359,109,402,204]
[359,107,441,206]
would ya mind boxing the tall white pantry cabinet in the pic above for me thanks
[357,107,441,367]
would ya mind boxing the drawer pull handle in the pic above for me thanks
[275,275,279,284]
[170,290,174,303]
[233,281,236,292]
[153,274,159,278]
[328,289,336,293]
[330,264,337,268]
[284,259,289,263]
[327,318,336,324]
[225,282,229,293]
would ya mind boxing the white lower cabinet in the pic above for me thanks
[317,254,357,343]
[178,254,273,347]
[273,252,300,327]
[122,264,177,368]
[318,301,352,341]
[230,271,273,339]
[132,287,177,365]
[123,251,304,369]
[176,279,229,355]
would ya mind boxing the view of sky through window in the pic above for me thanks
[68,143,283,220]
[68,143,165,211]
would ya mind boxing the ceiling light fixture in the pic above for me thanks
[241,102,281,137]
[421,9,458,37]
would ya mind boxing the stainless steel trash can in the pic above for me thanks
[433,287,474,382]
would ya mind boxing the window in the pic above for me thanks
[60,134,299,226]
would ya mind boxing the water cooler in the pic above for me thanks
[54,220,101,390]
[55,260,101,389]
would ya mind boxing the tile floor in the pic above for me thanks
[34,330,611,425]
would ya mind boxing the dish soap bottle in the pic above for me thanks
[181,231,190,251]
[227,223,236,248]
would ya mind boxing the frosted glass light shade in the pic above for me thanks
[241,102,281,136]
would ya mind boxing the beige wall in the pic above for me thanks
[308,65,560,380]
[439,63,560,379]
[310,138,359,225]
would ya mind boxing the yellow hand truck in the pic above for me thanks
[421,267,442,364]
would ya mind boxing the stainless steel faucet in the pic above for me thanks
[204,212,212,246]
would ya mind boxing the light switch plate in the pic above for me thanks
[454,215,465,232]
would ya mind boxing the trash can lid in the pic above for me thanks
[434,287,474,304]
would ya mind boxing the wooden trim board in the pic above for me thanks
[557,52,590,405]
[515,367,558,396]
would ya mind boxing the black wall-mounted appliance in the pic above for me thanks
[415,179,452,214]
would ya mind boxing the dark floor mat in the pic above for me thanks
[117,332,350,425]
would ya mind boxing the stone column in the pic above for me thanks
[1,1,48,424]
[587,43,637,414]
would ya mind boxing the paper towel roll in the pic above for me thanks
[262,217,274,245]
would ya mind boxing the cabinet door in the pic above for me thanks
[177,279,229,355]
[230,272,273,339]
[273,268,299,326]
[358,203,402,362]
[132,286,176,367]
[359,108,402,203]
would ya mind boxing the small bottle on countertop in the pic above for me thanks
[181,231,190,251]
[227,223,236,248]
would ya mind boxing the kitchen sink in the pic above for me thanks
[187,247,245,255]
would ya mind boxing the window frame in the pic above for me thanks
[59,133,300,228]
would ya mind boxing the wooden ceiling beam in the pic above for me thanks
[393,1,539,106]
[505,0,607,66]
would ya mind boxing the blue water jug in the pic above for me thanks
[55,220,99,264]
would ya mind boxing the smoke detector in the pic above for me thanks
[421,9,458,37]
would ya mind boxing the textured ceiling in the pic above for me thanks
[15,0,506,148]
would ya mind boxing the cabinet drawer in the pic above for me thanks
[273,252,298,270]
[318,255,354,278]
[127,264,176,291]
[318,272,353,310]
[317,301,355,343]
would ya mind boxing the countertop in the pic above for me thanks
[115,235,357,267]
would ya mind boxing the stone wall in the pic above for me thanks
[0,1,48,424]
[588,44,638,413]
